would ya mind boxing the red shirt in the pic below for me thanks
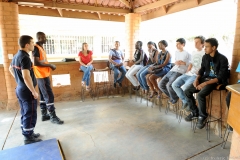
[78,51,93,65]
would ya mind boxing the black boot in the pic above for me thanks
[41,108,50,121]
[24,134,42,145]
[50,111,64,124]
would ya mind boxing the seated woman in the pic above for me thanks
[126,41,145,91]
[78,42,93,91]
[136,41,158,94]
[146,40,171,98]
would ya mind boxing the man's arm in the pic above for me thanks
[9,65,15,78]
[22,69,38,99]
[186,63,192,72]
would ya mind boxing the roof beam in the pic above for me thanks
[18,6,125,22]
[13,0,130,14]
[97,12,101,19]
[134,0,178,13]
[118,0,131,8]
[57,8,63,17]
[141,0,220,21]
[195,0,199,5]
[162,5,167,14]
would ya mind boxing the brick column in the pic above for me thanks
[0,2,20,110]
[124,13,141,61]
[231,0,240,84]
[228,1,240,158]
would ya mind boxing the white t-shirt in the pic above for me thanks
[171,50,191,74]
[185,50,205,76]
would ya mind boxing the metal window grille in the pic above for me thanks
[101,37,114,55]
[43,35,93,55]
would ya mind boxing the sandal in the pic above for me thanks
[149,91,155,98]
[81,81,85,86]
[86,86,91,91]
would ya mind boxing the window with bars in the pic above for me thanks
[43,35,93,55]
[101,37,115,55]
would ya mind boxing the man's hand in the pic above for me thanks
[87,63,91,66]
[175,61,180,65]
[148,66,154,72]
[32,90,38,99]
[50,64,56,71]
[196,82,207,90]
[118,63,123,67]
[193,79,199,88]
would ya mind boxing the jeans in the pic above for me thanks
[126,65,143,87]
[158,71,182,103]
[172,74,196,104]
[112,65,126,83]
[37,77,55,112]
[184,78,217,118]
[136,65,150,90]
[16,86,37,137]
[80,65,93,86]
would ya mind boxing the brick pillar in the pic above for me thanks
[124,13,141,61]
[0,2,20,110]
[231,0,240,84]
[229,1,240,158]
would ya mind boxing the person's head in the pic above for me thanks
[204,38,218,54]
[176,38,186,51]
[82,42,88,51]
[19,35,34,52]
[194,36,205,50]
[158,40,168,50]
[135,41,143,50]
[36,32,47,44]
[147,41,156,50]
[115,41,120,50]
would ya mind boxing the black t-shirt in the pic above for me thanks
[32,42,42,58]
[11,50,37,88]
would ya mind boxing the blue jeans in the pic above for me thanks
[112,65,126,83]
[158,71,182,103]
[172,74,196,104]
[80,65,93,86]
[136,65,150,90]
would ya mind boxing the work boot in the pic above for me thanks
[24,134,42,145]
[33,133,40,138]
[50,111,64,124]
[41,108,50,121]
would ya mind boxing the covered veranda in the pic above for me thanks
[0,0,240,159]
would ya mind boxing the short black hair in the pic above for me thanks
[194,36,205,44]
[159,40,168,47]
[115,41,120,45]
[136,41,143,47]
[19,35,33,48]
[36,31,45,40]
[205,38,218,48]
[176,38,186,45]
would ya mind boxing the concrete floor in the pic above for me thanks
[0,96,231,160]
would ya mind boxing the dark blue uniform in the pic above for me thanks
[11,50,37,137]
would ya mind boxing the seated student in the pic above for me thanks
[136,41,158,94]
[158,38,191,105]
[147,40,171,98]
[184,38,229,129]
[172,36,205,110]
[109,41,126,88]
[78,42,94,91]
[225,64,240,131]
[126,41,145,91]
